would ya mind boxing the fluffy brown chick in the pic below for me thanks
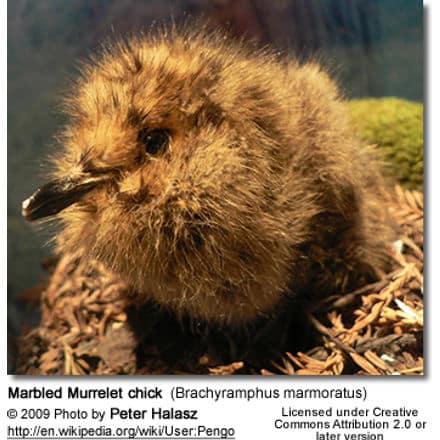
[23,27,393,326]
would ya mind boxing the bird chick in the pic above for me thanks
[22,28,393,326]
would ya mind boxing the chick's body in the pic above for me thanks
[32,29,392,325]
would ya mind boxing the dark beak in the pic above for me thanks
[22,174,108,222]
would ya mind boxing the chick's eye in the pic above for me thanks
[138,128,169,155]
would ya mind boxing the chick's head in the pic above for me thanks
[23,31,298,324]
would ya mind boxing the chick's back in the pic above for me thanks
[50,29,393,325]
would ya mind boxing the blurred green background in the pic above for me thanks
[7,0,422,368]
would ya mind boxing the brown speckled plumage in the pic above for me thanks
[24,27,394,325]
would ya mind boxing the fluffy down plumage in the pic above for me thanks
[25,27,394,325]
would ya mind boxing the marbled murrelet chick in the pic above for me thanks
[23,28,393,325]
